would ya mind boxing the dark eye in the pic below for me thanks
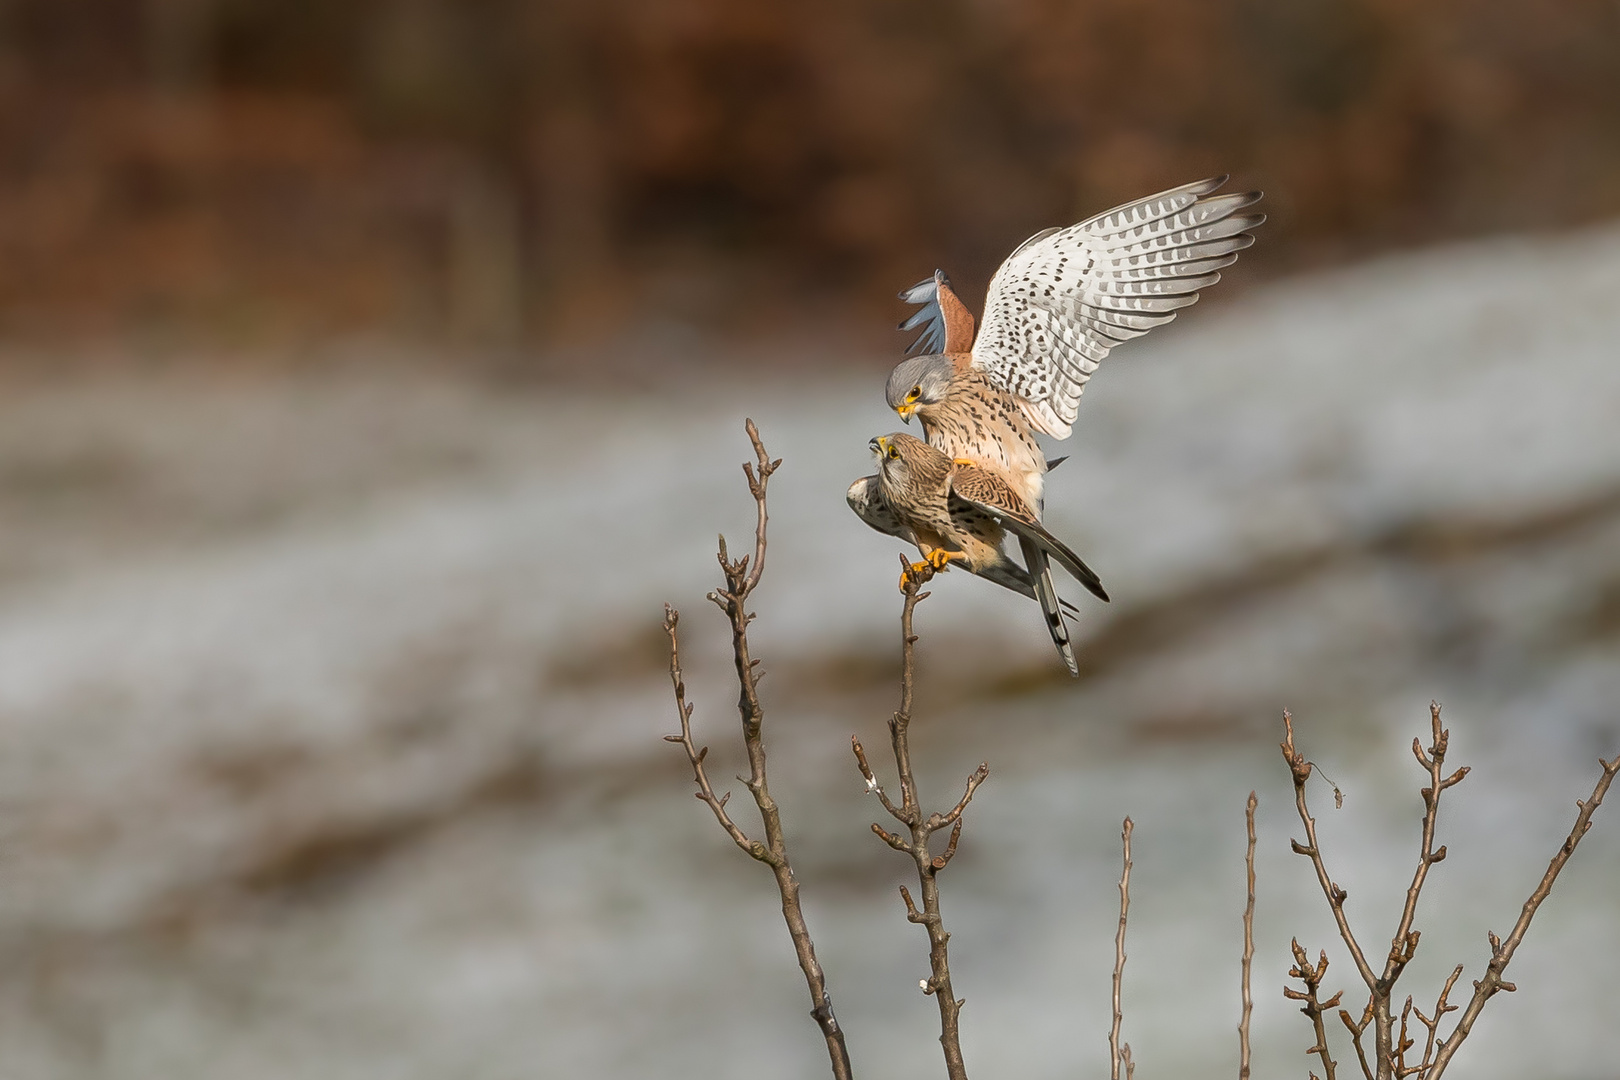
[887,446,899,460]
[908,386,921,400]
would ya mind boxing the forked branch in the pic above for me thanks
[1282,707,1618,1080]
[851,560,984,1080]
[1281,712,1377,993]
[1285,940,1342,1080]
[663,421,852,1080]
[1425,753,1619,1080]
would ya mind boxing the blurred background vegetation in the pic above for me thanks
[5,0,1620,354]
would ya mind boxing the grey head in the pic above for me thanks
[885,355,955,421]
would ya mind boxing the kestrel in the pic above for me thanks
[848,432,1108,673]
[889,175,1265,506]
[846,472,1080,612]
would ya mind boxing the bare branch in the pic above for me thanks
[738,418,781,596]
[663,606,760,861]
[1394,996,1415,1078]
[858,562,977,1080]
[663,422,851,1080]
[1285,940,1342,1080]
[871,821,911,854]
[1282,713,1378,992]
[1407,965,1462,1078]
[933,819,965,870]
[1426,754,1620,1080]
[1112,818,1134,1080]
[1285,708,1617,1080]
[1340,1005,1376,1080]
[1239,791,1257,1080]
[927,763,990,832]
[1388,708,1463,971]
[852,734,907,823]
[899,884,924,924]
[1361,702,1464,1073]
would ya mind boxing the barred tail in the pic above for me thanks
[1020,537,1078,677]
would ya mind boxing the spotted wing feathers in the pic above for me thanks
[971,175,1264,438]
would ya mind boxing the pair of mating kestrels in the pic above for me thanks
[847,176,1264,675]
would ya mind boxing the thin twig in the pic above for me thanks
[1111,818,1134,1080]
[663,421,852,1080]
[1405,965,1462,1078]
[663,608,760,860]
[1394,996,1415,1078]
[1281,712,1378,993]
[1425,754,1620,1080]
[1239,791,1257,1080]
[852,735,906,823]
[927,765,990,833]
[1340,1003,1376,1080]
[851,559,981,1080]
[1367,704,1467,1076]
[1285,940,1343,1080]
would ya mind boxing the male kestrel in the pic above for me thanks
[848,432,1108,673]
[879,175,1263,670]
[889,175,1265,506]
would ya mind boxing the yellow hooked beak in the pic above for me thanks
[895,403,916,423]
[870,435,889,457]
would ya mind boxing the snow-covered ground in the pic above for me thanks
[1,224,1618,1079]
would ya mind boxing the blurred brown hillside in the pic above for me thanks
[3,0,1619,353]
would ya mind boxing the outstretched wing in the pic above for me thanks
[898,270,977,355]
[972,176,1264,438]
[948,465,1109,602]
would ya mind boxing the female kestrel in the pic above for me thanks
[848,432,1108,673]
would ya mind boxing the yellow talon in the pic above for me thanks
[927,548,965,571]
[898,559,934,591]
[952,457,977,467]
